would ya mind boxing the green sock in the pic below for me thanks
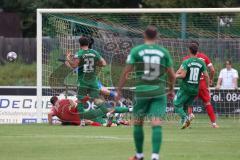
[174,105,187,120]
[97,103,109,114]
[134,125,144,153]
[152,126,162,154]
[80,108,105,120]
[77,103,84,113]
[114,107,129,113]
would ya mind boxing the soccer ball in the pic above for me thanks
[6,52,18,62]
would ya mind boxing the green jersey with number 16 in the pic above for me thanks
[180,57,207,95]
[75,49,102,83]
[126,44,173,97]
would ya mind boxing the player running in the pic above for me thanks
[174,43,210,129]
[116,26,175,160]
[182,41,219,128]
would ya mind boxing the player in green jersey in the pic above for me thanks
[66,36,106,112]
[174,43,210,129]
[116,26,176,160]
[66,36,131,126]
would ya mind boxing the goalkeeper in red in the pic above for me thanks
[182,41,219,128]
[116,26,175,160]
[174,44,210,129]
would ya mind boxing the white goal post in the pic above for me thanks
[37,8,240,123]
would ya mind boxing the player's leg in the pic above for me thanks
[198,87,219,128]
[174,89,188,122]
[129,97,149,160]
[148,96,166,160]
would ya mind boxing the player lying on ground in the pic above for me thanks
[116,25,175,160]
[174,43,210,129]
[182,40,219,128]
[48,96,101,126]
[48,96,131,127]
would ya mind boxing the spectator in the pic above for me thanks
[216,60,239,89]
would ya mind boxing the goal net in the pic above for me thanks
[38,9,240,123]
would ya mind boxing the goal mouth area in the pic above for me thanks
[37,9,240,123]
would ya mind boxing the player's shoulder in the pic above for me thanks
[231,68,238,73]
[197,52,209,59]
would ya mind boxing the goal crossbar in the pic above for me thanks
[37,8,240,13]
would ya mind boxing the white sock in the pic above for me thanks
[151,153,159,160]
[136,153,144,159]
[212,122,217,126]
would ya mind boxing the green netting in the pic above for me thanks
[42,12,240,120]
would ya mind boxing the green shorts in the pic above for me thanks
[133,95,167,119]
[77,81,100,100]
[173,89,196,108]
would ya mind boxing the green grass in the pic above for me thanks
[0,119,239,160]
[0,62,36,86]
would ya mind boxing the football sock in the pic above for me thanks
[136,153,144,159]
[188,107,193,115]
[205,104,216,123]
[174,106,187,120]
[114,107,129,113]
[151,153,159,160]
[77,103,84,113]
[134,125,144,153]
[152,126,162,154]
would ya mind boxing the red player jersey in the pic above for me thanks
[182,52,212,80]
[51,99,80,125]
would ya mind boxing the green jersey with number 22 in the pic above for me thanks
[75,49,102,83]
[126,44,173,96]
[180,57,207,95]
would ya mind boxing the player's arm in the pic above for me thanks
[97,57,107,67]
[116,64,134,100]
[48,111,55,125]
[65,51,80,68]
[233,70,239,89]
[203,71,210,88]
[176,65,187,79]
[208,65,215,86]
[166,67,176,92]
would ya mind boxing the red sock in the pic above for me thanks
[205,104,216,123]
[188,107,193,115]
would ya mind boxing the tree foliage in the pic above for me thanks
[0,0,239,37]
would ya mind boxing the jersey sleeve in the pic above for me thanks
[94,50,102,61]
[202,62,207,72]
[181,60,188,71]
[233,70,239,78]
[126,48,137,64]
[203,54,212,67]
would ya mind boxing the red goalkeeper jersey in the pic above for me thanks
[51,99,80,125]
[183,52,212,81]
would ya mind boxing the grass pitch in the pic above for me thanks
[0,119,239,160]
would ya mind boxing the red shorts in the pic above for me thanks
[197,80,210,103]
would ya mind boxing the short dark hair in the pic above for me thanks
[144,25,158,39]
[50,96,58,105]
[226,60,232,65]
[189,44,198,55]
[190,40,199,47]
[79,36,89,46]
